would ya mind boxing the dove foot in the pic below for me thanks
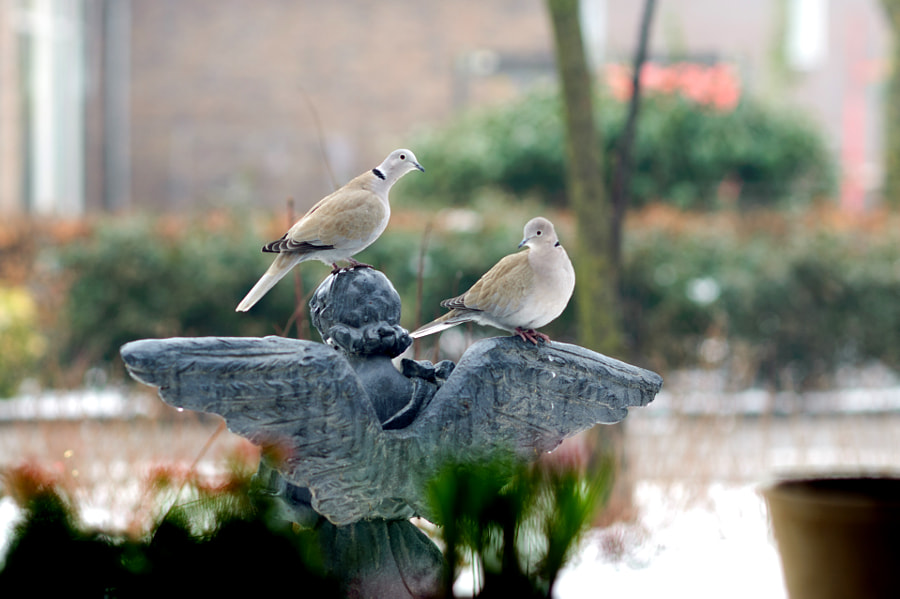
[346,258,373,270]
[330,260,374,274]
[514,328,551,345]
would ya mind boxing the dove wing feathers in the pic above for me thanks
[443,251,533,318]
[285,176,387,249]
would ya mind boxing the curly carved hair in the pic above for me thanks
[309,268,412,357]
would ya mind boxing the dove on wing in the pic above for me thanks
[411,217,575,344]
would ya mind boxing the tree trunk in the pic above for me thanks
[545,0,620,354]
[611,0,656,268]
[882,0,900,205]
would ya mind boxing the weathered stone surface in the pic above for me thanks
[121,331,661,525]
[120,267,662,598]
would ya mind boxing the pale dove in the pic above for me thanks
[236,149,424,312]
[411,217,575,344]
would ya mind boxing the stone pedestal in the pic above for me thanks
[121,268,662,598]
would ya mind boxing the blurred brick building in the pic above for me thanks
[0,0,891,216]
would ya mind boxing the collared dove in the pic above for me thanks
[236,149,423,312]
[411,217,575,344]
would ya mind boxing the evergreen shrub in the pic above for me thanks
[397,87,836,210]
[37,206,900,392]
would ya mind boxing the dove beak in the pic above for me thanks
[414,161,425,173]
[518,237,528,249]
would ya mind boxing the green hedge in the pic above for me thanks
[49,208,537,377]
[620,210,900,389]
[397,87,837,210]
[28,207,900,394]
[56,215,323,367]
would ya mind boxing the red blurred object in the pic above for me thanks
[605,62,741,111]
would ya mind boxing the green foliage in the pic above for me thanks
[44,204,900,393]
[46,211,518,381]
[624,95,836,209]
[0,287,46,397]
[397,87,836,210]
[54,214,325,371]
[427,455,613,598]
[51,207,569,381]
[0,464,341,597]
[620,210,900,389]
[403,91,568,206]
[1,454,609,598]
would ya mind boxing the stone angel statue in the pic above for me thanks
[121,267,662,598]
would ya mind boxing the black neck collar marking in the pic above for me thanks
[372,168,386,180]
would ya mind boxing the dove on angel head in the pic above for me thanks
[236,149,424,312]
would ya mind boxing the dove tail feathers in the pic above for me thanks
[236,253,303,312]
[409,312,470,339]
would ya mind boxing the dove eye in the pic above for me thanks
[399,153,407,160]
[536,230,543,236]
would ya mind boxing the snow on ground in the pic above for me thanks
[2,378,900,597]
[0,497,19,559]
[0,477,785,598]
[552,483,787,599]
[0,474,791,598]
[447,480,787,598]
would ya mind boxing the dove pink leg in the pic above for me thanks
[331,259,374,274]
[515,327,551,344]
[347,258,373,270]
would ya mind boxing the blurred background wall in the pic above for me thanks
[0,0,890,217]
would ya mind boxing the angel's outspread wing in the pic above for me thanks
[121,335,662,525]
[407,337,663,461]
[121,336,390,524]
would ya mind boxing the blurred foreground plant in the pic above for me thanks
[2,449,612,598]
[428,453,613,598]
[0,460,340,597]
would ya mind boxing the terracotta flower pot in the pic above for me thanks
[762,475,900,599]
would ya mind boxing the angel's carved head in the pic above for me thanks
[309,268,412,357]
